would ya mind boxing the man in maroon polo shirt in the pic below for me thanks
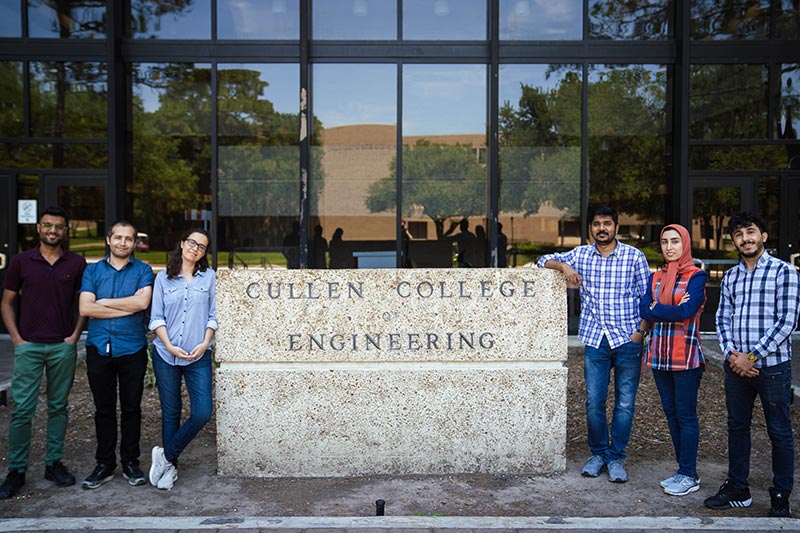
[0,206,86,499]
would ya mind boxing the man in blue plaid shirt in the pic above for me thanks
[705,211,800,518]
[538,205,650,483]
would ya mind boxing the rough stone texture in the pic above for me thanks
[215,269,567,477]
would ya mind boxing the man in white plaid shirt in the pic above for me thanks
[705,211,800,518]
[538,205,650,483]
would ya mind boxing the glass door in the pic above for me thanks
[44,176,107,262]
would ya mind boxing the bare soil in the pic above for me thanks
[0,348,797,518]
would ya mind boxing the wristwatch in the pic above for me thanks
[747,352,757,363]
[636,328,648,338]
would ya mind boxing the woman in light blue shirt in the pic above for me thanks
[147,229,217,490]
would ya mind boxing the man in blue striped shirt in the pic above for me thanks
[705,211,800,518]
[538,205,650,483]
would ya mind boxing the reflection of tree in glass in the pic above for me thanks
[132,64,210,248]
[366,139,485,239]
[498,71,581,217]
[690,0,770,39]
[31,0,106,37]
[690,64,767,139]
[588,0,669,40]
[776,0,800,39]
[0,63,24,138]
[587,66,667,224]
[217,68,308,218]
[130,0,196,35]
[693,188,740,253]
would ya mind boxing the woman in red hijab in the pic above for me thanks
[640,224,708,497]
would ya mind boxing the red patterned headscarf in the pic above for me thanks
[658,224,699,305]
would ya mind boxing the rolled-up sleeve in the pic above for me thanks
[148,271,167,332]
[206,271,219,331]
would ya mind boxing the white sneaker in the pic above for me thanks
[149,446,169,486]
[157,464,178,490]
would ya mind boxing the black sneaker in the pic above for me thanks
[0,470,25,500]
[704,479,753,509]
[769,487,792,518]
[81,464,115,490]
[44,460,76,487]
[122,462,146,486]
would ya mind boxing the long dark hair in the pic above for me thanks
[166,228,211,279]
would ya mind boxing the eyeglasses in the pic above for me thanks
[185,238,208,253]
[40,222,67,231]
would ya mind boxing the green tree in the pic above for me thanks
[366,139,485,239]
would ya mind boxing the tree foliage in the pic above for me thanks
[366,139,485,239]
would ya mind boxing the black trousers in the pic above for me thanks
[86,345,147,466]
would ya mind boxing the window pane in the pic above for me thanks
[690,64,768,139]
[217,0,299,39]
[30,62,108,138]
[57,185,106,261]
[691,0,769,40]
[217,64,300,269]
[589,65,668,234]
[0,143,107,169]
[499,64,582,260]
[500,0,581,40]
[403,0,485,40]
[589,0,669,40]
[131,63,212,254]
[777,0,800,39]
[402,64,486,267]
[131,0,210,39]
[313,64,396,269]
[0,0,21,37]
[778,64,799,140]
[691,187,741,255]
[28,0,105,38]
[1,62,24,137]
[689,145,788,171]
[313,0,396,40]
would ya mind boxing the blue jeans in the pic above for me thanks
[652,367,703,478]
[724,360,794,492]
[584,336,642,462]
[152,350,213,465]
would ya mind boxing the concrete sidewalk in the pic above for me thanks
[1,515,800,532]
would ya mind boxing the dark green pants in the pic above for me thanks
[8,342,77,471]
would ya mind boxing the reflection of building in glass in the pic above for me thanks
[1,0,799,271]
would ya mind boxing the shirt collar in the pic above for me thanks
[32,244,66,262]
[592,239,621,257]
[737,250,771,272]
[104,254,134,270]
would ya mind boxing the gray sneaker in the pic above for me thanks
[664,474,700,496]
[660,472,679,489]
[581,455,606,477]
[607,460,628,483]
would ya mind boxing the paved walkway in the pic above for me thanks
[1,515,800,532]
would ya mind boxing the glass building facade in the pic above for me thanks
[1,0,799,282]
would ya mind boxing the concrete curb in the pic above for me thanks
[1,515,799,531]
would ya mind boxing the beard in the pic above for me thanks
[737,241,764,258]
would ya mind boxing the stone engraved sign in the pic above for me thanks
[215,268,567,477]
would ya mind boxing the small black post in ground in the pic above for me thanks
[375,499,385,516]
